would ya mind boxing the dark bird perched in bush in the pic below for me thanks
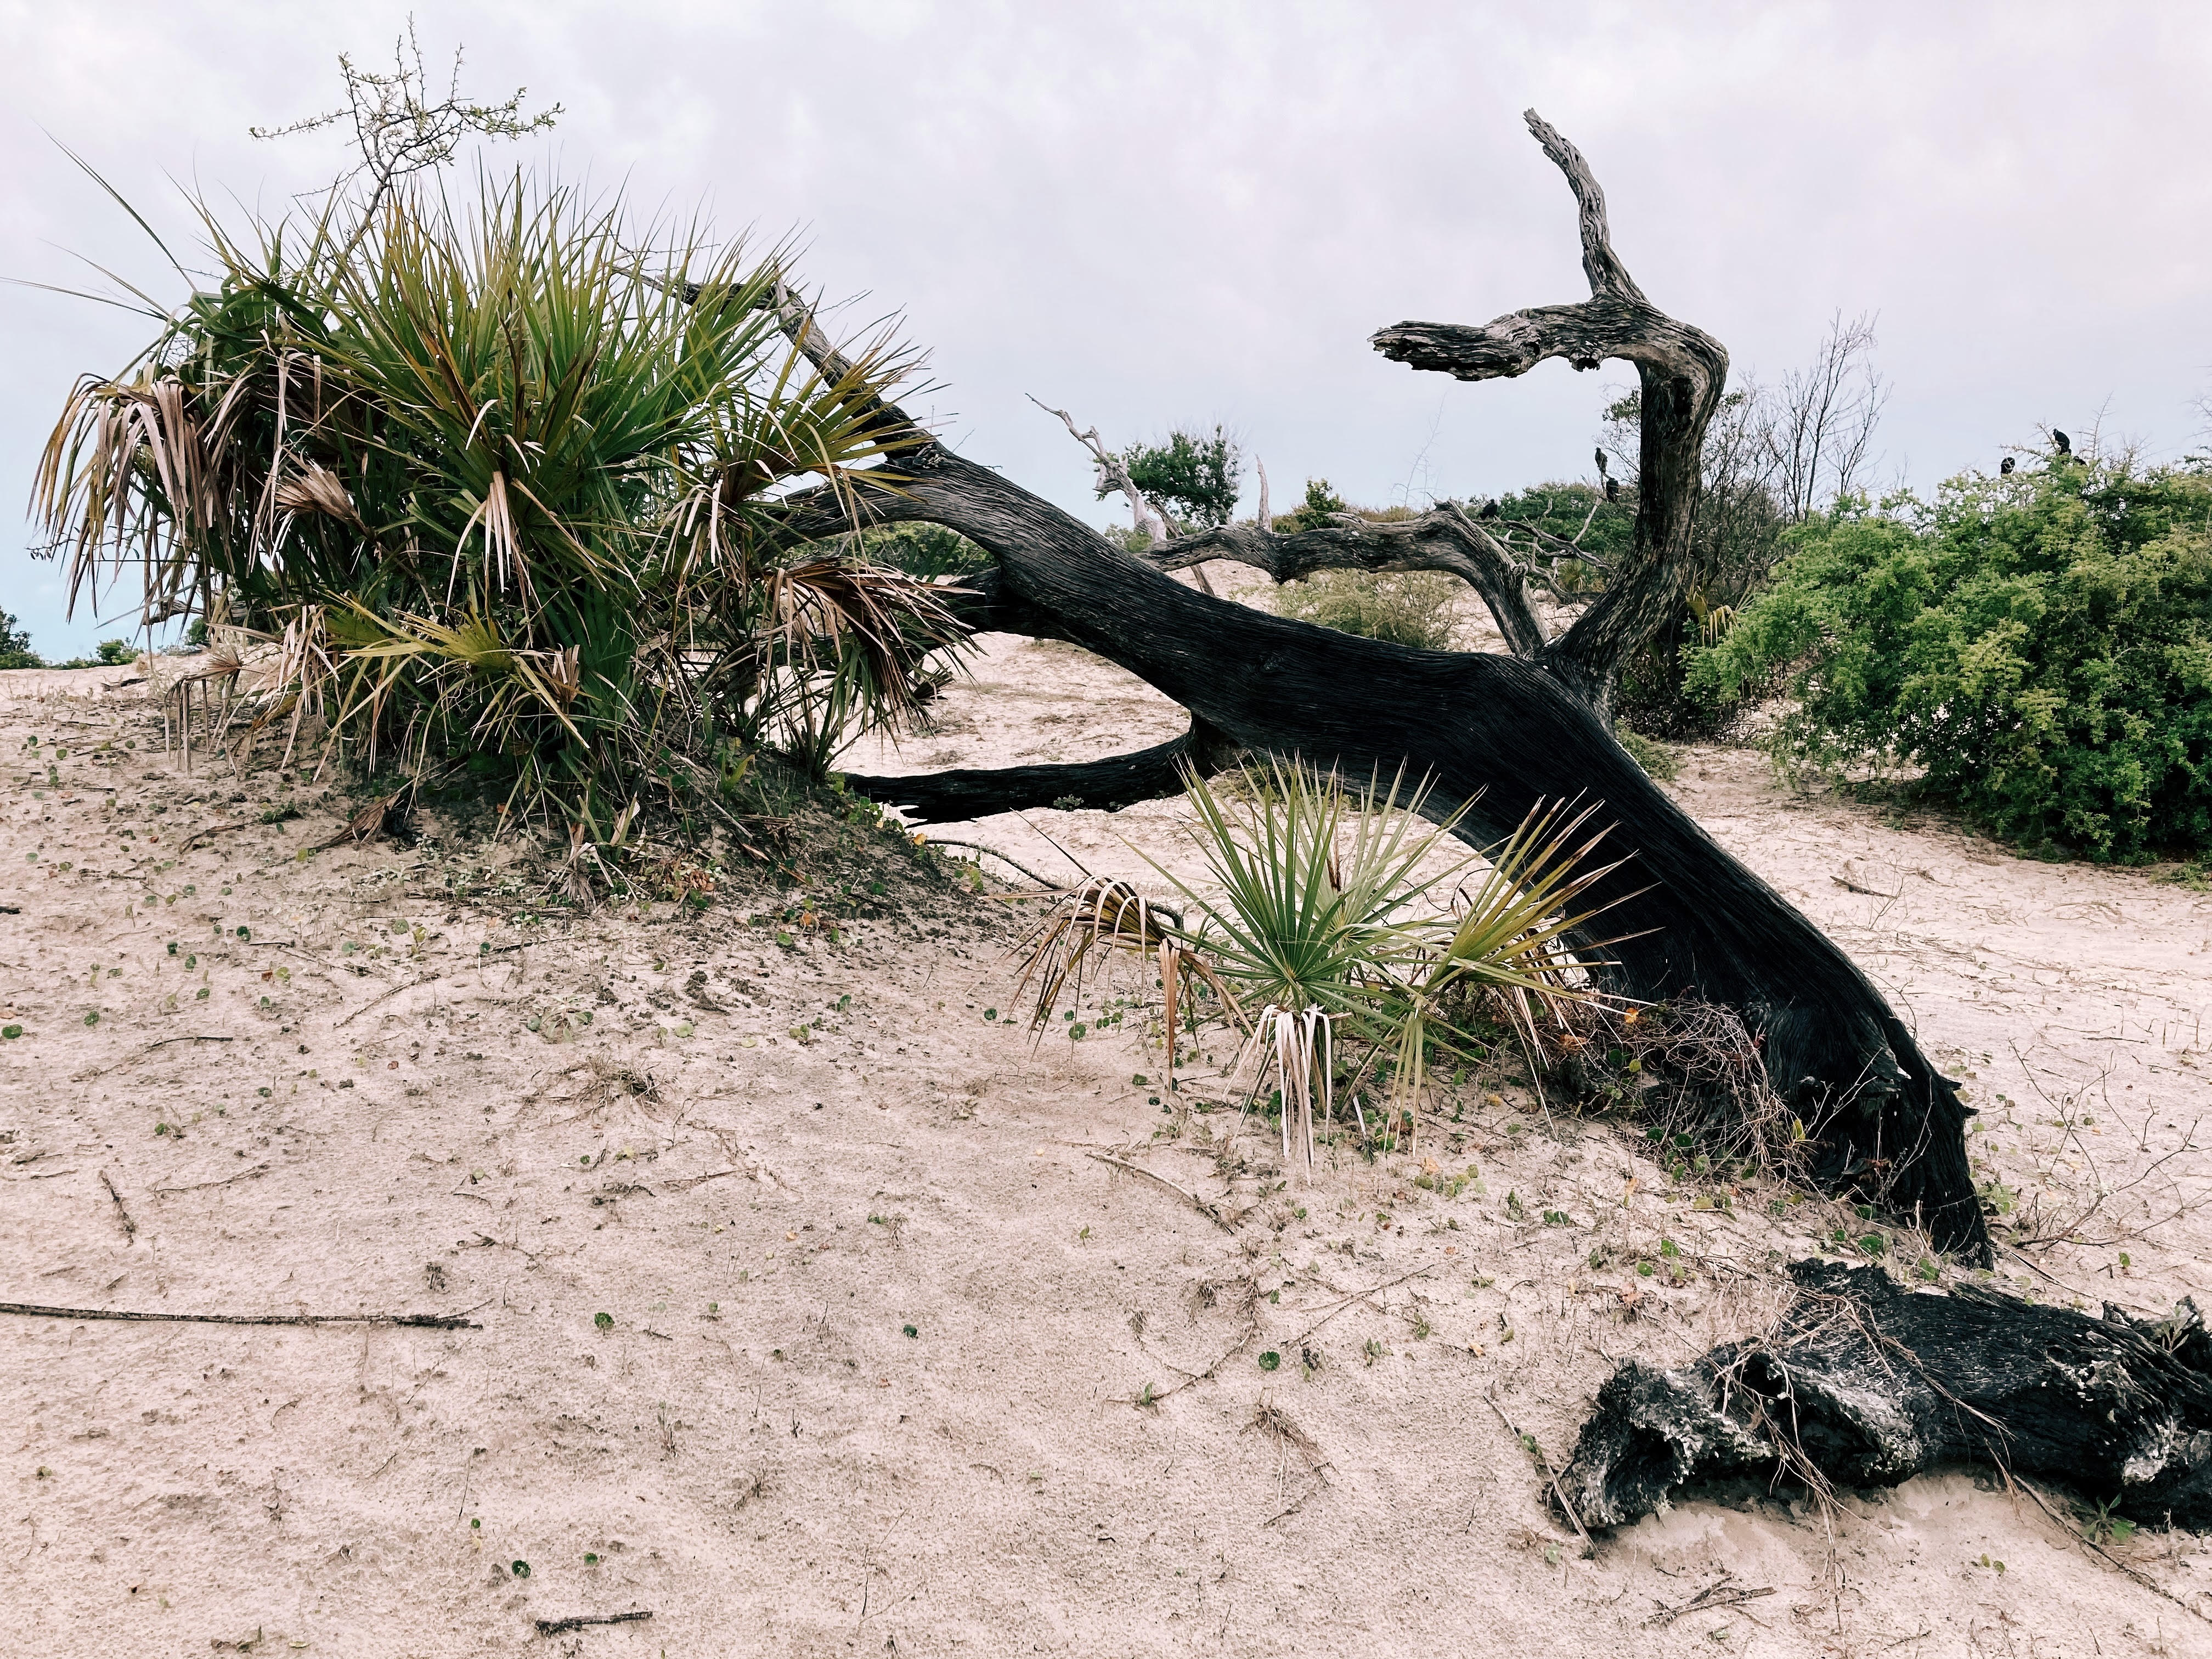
[2000,456,2015,475]
[2052,429,2072,456]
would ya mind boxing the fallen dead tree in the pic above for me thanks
[1557,1262,2212,1532]
[772,111,1987,1261]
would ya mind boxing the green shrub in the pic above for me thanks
[0,613,40,670]
[1688,463,2212,860]
[1278,478,1347,532]
[1269,569,1458,650]
[38,175,960,820]
[1613,726,1680,781]
[1122,426,1239,528]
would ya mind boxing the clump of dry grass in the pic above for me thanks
[1268,570,1460,650]
[1521,996,1804,1179]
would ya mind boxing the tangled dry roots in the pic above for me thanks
[1514,996,1802,1178]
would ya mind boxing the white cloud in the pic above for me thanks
[5,0,2208,653]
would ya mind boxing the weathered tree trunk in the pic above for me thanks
[781,114,1988,1261]
[1558,1261,2212,1532]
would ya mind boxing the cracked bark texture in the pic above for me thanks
[1559,1262,2212,1532]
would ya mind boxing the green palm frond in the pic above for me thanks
[35,166,964,834]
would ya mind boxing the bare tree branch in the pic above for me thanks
[1027,396,1172,548]
[1140,505,1548,659]
[1370,108,1728,711]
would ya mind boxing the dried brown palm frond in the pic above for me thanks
[1003,876,1176,1032]
[158,637,247,771]
[761,556,970,726]
[35,370,251,628]
[272,461,362,526]
[249,603,344,769]
[999,876,1242,1093]
[314,783,415,850]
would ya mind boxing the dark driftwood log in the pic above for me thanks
[761,117,1985,1260]
[1558,1262,2212,1531]
[845,715,1241,822]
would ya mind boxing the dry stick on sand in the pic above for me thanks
[1482,1388,1597,1559]
[98,1171,137,1243]
[2005,1470,2212,1622]
[1641,1572,1777,1629]
[0,1302,479,1330]
[1145,1278,1264,1405]
[533,1611,652,1636]
[1280,1264,1436,1350]
[1086,1152,1237,1233]
[921,838,1062,889]
[75,1032,234,1080]
[334,942,529,1030]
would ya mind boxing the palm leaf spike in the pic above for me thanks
[1384,797,1651,1121]
[1159,936,1180,1097]
[1239,1003,1334,1172]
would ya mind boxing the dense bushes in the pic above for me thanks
[0,613,38,670]
[36,178,960,826]
[856,523,994,581]
[1689,463,2212,860]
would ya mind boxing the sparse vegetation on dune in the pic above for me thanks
[7,34,2212,1657]
[33,169,963,857]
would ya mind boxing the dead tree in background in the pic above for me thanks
[798,111,1986,1261]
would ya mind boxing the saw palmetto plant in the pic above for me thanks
[1130,760,1468,1168]
[1007,760,1640,1172]
[1380,797,1645,1125]
[33,170,967,835]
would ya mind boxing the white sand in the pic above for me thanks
[3,651,2208,1656]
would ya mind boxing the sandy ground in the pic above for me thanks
[4,649,2209,1657]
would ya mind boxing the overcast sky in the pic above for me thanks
[4,1,2208,656]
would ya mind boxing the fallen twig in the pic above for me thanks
[1146,1276,1263,1404]
[1831,873,1898,899]
[1484,1389,1596,1560]
[335,972,448,1029]
[535,1610,652,1635]
[1643,1571,1775,1628]
[74,1032,235,1081]
[1282,1265,1436,1349]
[180,821,247,852]
[154,1163,271,1195]
[99,1171,136,1243]
[924,838,1060,888]
[662,1167,751,1192]
[0,1301,479,1330]
[2011,1472,2211,1622]
[1086,1153,1234,1232]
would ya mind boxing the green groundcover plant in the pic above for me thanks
[1688,461,2212,860]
